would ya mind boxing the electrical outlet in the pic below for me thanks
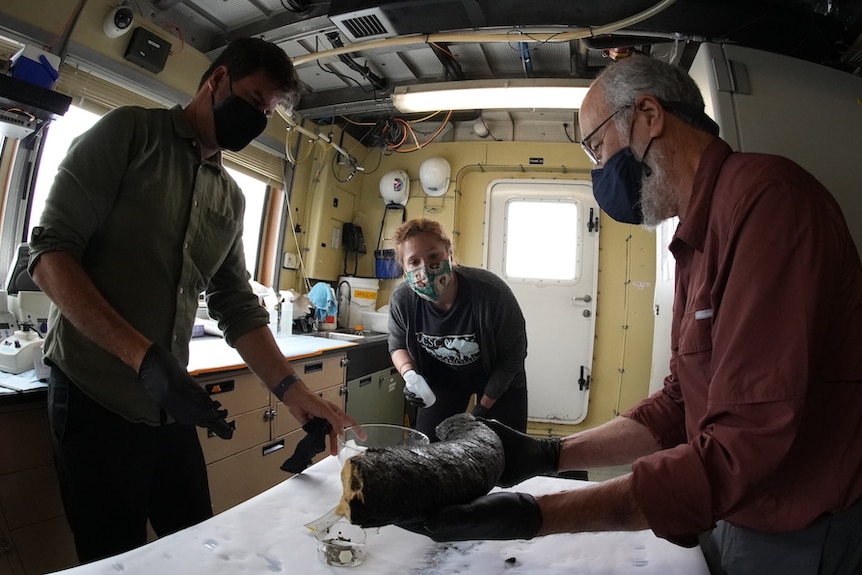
[283,252,299,269]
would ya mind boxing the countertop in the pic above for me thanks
[47,456,709,575]
[0,330,388,404]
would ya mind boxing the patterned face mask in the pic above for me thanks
[405,259,454,302]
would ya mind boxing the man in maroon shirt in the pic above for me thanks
[402,55,862,574]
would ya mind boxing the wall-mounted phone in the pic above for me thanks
[342,222,366,276]
[342,223,367,254]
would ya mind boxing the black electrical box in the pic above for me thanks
[123,27,171,74]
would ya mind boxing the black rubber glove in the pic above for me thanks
[471,403,489,418]
[402,386,426,408]
[399,492,542,542]
[280,417,332,473]
[138,343,233,439]
[481,419,560,488]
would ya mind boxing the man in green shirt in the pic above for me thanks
[29,37,356,563]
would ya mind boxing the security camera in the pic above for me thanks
[103,6,134,38]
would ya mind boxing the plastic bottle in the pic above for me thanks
[402,370,436,407]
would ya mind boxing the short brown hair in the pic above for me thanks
[392,218,455,265]
[199,37,304,108]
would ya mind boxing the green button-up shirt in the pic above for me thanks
[29,105,268,424]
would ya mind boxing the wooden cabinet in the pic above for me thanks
[195,351,347,514]
[0,402,77,574]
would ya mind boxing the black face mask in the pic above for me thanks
[212,90,268,151]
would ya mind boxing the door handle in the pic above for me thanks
[573,294,592,303]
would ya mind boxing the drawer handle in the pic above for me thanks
[262,439,285,456]
[207,419,236,438]
[304,362,324,374]
[205,380,235,395]
[359,376,372,387]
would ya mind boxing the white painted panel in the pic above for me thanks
[485,179,599,424]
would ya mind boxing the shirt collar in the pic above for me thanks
[170,105,226,169]
[672,139,733,253]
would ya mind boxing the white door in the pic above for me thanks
[484,179,599,424]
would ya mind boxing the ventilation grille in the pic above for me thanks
[331,7,397,42]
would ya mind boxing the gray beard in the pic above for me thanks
[639,150,678,229]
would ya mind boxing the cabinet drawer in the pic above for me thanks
[197,406,271,464]
[294,355,344,394]
[0,407,53,475]
[11,515,77,575]
[274,384,344,438]
[197,371,270,415]
[207,430,305,514]
[0,465,64,530]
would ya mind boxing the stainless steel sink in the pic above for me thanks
[305,329,389,343]
[313,331,366,341]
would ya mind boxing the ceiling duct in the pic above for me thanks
[328,0,476,43]
[330,7,398,42]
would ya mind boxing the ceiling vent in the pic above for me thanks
[330,7,397,42]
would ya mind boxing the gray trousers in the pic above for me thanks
[700,497,862,575]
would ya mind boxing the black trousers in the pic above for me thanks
[48,367,213,564]
[416,383,527,441]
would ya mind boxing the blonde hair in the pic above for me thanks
[392,218,455,265]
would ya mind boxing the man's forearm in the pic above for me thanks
[233,326,295,390]
[559,416,661,471]
[537,474,649,535]
[31,251,150,370]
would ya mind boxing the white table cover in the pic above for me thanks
[49,456,709,574]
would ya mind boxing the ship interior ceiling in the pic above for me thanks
[111,0,862,143]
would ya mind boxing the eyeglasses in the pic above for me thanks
[580,105,630,165]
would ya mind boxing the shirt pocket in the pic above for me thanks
[190,208,239,281]
[678,308,713,355]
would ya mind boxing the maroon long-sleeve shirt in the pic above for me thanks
[626,139,862,545]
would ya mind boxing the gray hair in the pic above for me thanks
[595,55,709,134]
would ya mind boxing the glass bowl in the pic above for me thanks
[314,519,366,567]
[337,424,430,467]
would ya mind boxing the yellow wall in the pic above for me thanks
[287,134,658,434]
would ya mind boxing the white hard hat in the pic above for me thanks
[379,170,410,205]
[419,157,450,197]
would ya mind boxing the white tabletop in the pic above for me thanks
[48,456,709,575]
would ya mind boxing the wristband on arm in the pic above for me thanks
[273,373,301,401]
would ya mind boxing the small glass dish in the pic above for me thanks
[314,520,367,567]
[336,424,430,467]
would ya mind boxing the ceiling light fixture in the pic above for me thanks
[391,79,593,113]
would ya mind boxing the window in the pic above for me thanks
[29,105,101,241]
[29,106,271,279]
[224,167,268,278]
[504,199,579,281]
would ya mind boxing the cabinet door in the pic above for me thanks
[206,428,306,514]
[198,371,270,415]
[274,384,345,438]
[197,406,271,464]
[11,516,77,575]
[0,523,21,575]
[294,355,346,394]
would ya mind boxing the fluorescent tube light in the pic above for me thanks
[391,79,592,113]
